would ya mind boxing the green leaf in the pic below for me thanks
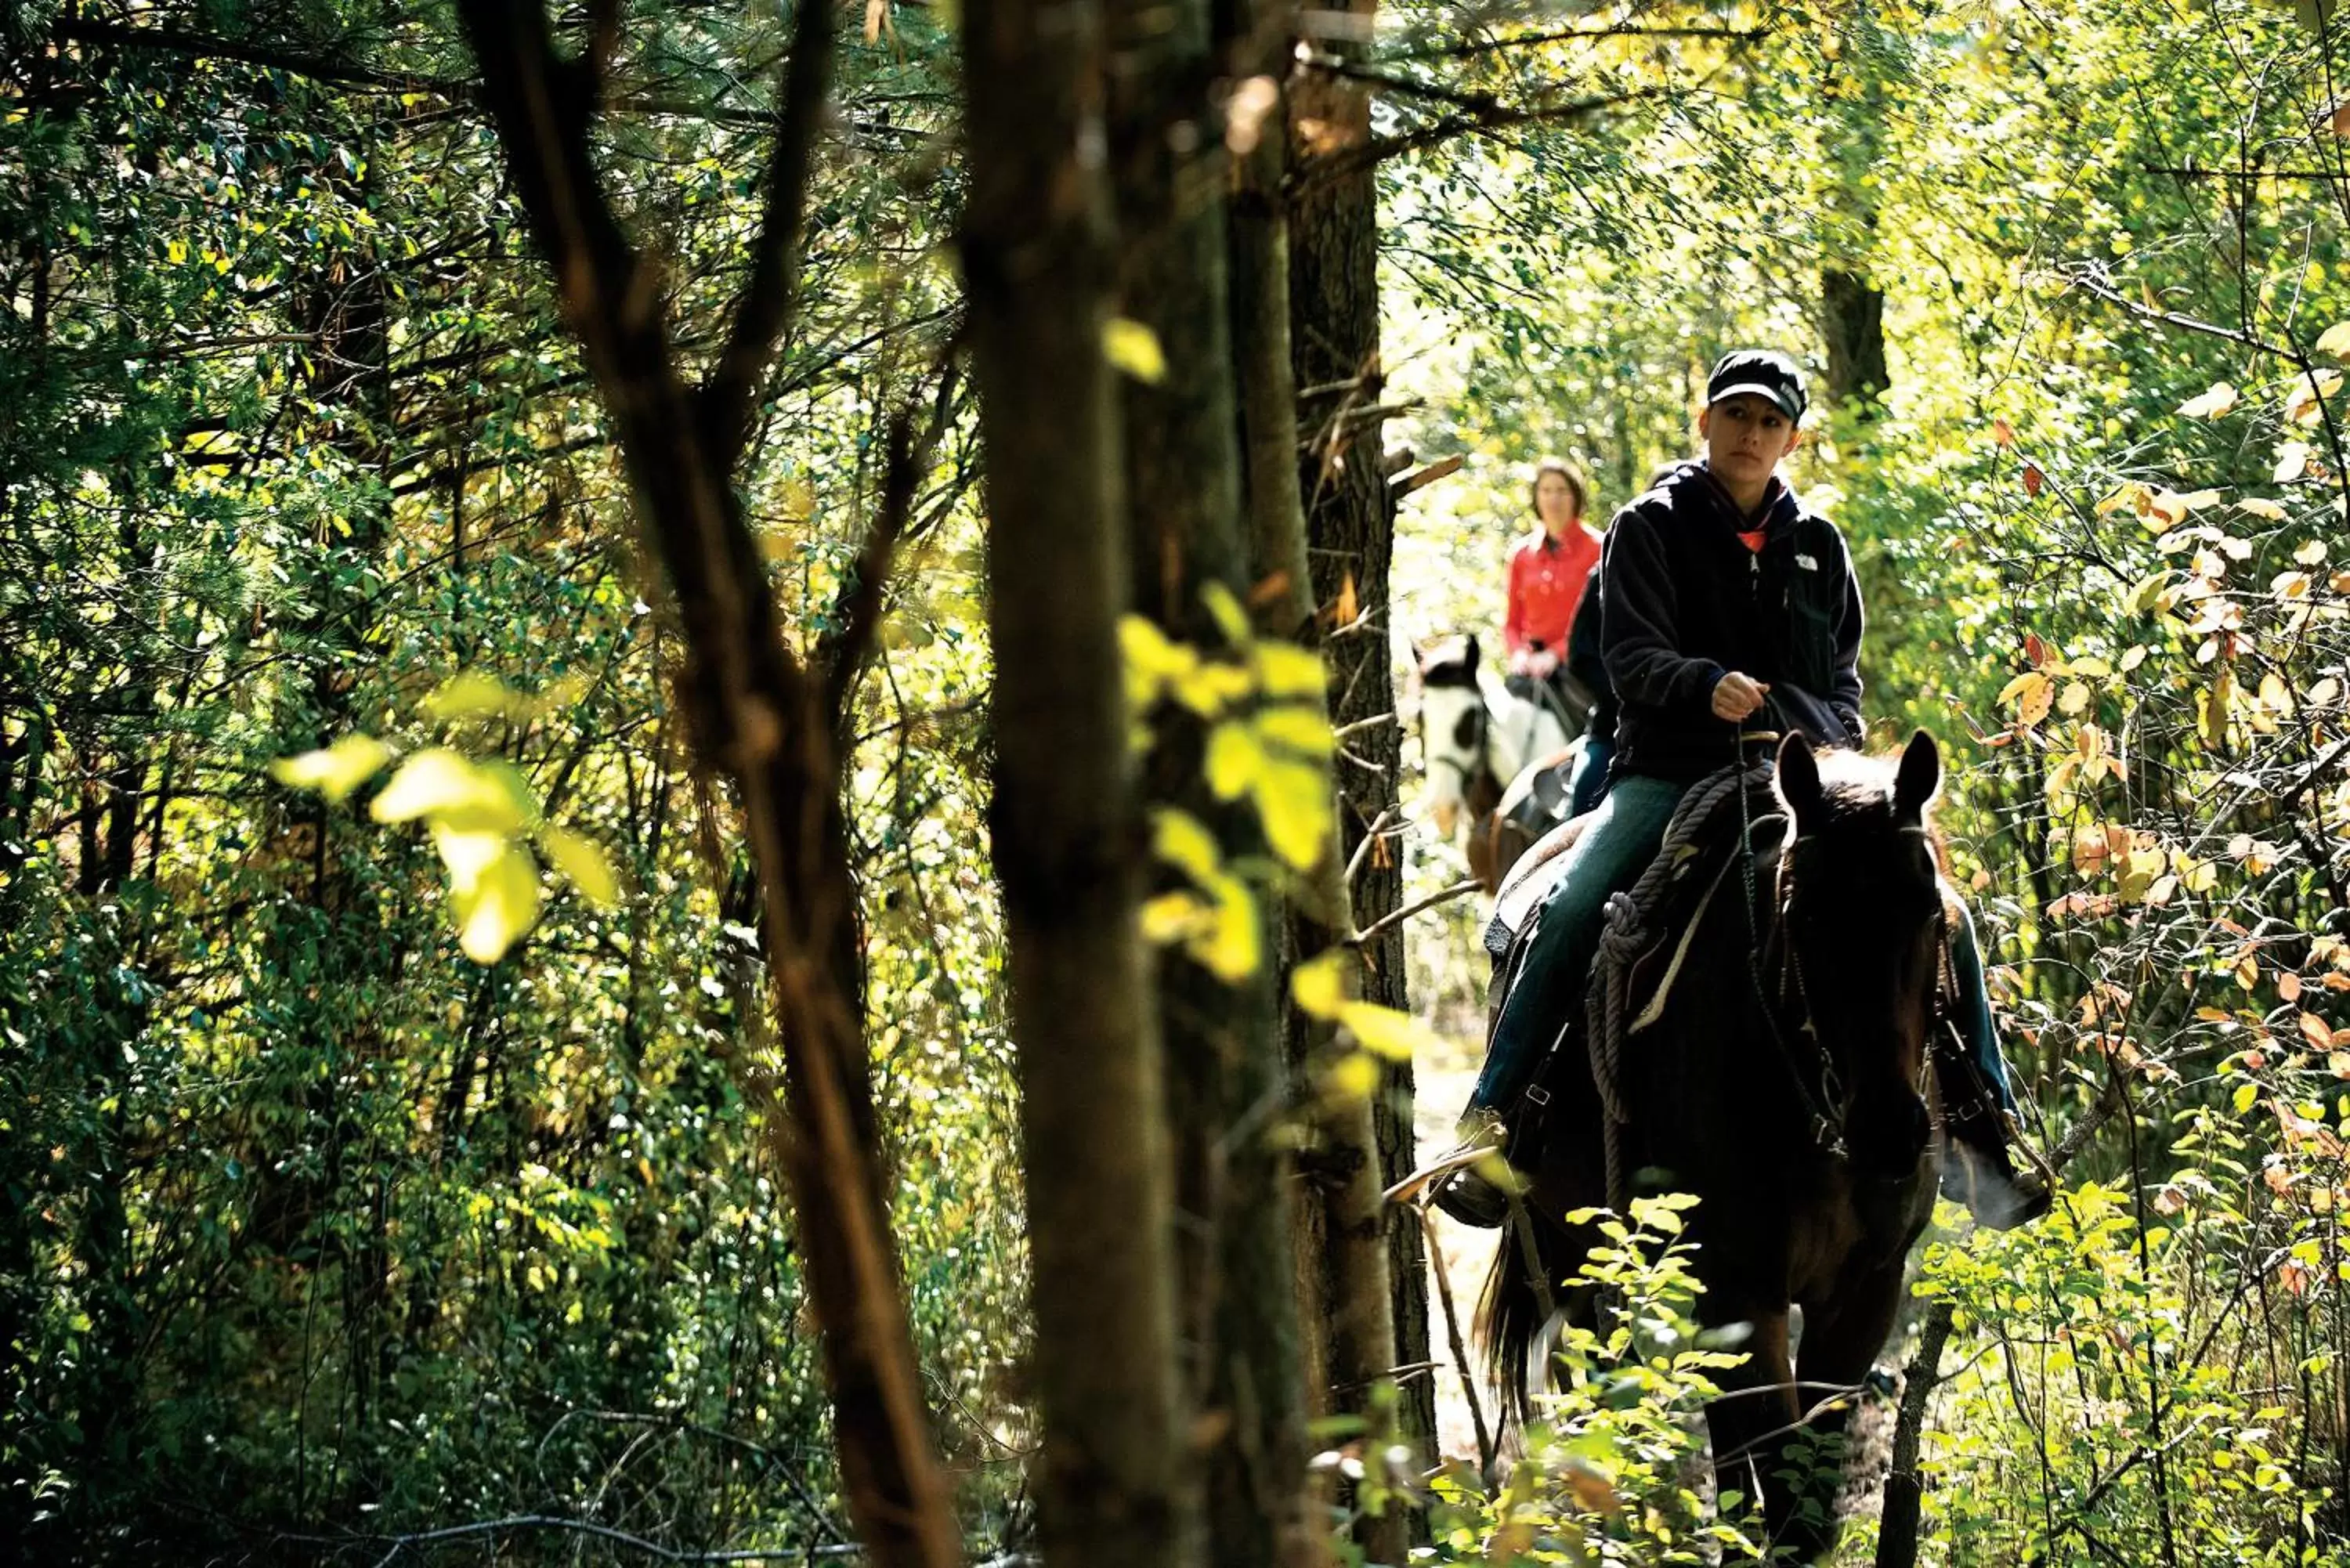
[269,734,391,804]
[540,826,620,906]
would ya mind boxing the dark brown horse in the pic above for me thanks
[1481,732,1949,1563]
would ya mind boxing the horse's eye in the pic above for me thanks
[1454,713,1479,748]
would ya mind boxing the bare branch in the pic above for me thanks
[1350,876,1481,947]
[819,356,964,728]
[1289,85,1683,192]
[701,0,840,466]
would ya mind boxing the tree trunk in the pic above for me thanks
[1288,4,1431,1548]
[1820,0,1892,415]
[454,5,960,1564]
[1106,6,1311,1565]
[964,1,1195,1564]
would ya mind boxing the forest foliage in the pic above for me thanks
[5,0,2350,1562]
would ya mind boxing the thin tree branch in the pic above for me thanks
[1350,876,1480,947]
[700,0,839,467]
[1289,84,1682,191]
[819,357,964,728]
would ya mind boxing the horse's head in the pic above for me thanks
[1415,634,1487,839]
[1774,731,1946,1178]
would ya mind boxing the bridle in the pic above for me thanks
[1423,687,1491,796]
[1735,730,1942,1162]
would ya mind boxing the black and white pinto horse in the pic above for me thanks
[1414,634,1582,894]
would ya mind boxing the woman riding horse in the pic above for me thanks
[1435,349,2040,1228]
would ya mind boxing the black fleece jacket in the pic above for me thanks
[1600,461,1864,782]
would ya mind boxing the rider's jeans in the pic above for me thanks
[1566,732,1614,818]
[1467,773,2021,1122]
[1469,774,1686,1115]
[1947,901,2017,1114]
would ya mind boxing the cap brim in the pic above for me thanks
[1709,381,1804,421]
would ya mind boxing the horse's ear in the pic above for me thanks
[1895,728,1942,822]
[1775,734,1824,831]
[1463,633,1480,672]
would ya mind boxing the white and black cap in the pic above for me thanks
[1706,349,1809,423]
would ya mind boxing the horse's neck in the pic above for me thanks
[1480,675,1567,782]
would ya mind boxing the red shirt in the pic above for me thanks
[1503,525,1602,656]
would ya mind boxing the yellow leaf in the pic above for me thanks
[1187,873,1260,981]
[2310,677,2341,707]
[1291,951,1350,1017]
[371,749,535,833]
[1102,317,1167,384]
[2302,1013,2334,1052]
[421,670,527,723]
[1206,721,1262,802]
[269,733,391,804]
[2236,497,2289,521]
[1339,1001,1440,1062]
[2237,952,2261,991]
[1323,1050,1379,1102]
[2276,443,2312,483]
[1201,580,1250,645]
[1253,641,1327,699]
[540,826,620,906]
[2009,673,2054,728]
[1141,891,1209,945]
[1256,706,1335,757]
[2286,370,2344,428]
[1170,660,1253,717]
[1253,758,1332,870]
[2059,681,2092,716]
[2178,381,2240,417]
[2319,321,2350,358]
[2296,538,2328,564]
[1152,808,1220,883]
[2174,488,2225,512]
[449,839,541,964]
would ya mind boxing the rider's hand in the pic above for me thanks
[1711,670,1771,721]
[1507,647,1535,677]
[1527,649,1560,679]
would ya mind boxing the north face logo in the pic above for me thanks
[1795,552,1820,571]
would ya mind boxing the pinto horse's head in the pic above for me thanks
[1774,731,1947,1179]
[1415,634,1487,840]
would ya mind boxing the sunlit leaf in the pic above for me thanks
[269,733,391,804]
[449,839,541,964]
[1253,758,1332,869]
[2178,381,2239,417]
[371,748,536,833]
[1205,721,1262,801]
[1152,808,1220,883]
[1102,317,1167,384]
[1339,1000,1441,1062]
[421,670,527,723]
[541,826,620,906]
[1291,951,1349,1017]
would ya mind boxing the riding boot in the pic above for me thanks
[1428,1107,1517,1228]
[1932,1021,2050,1229]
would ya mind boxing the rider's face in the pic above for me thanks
[1699,394,1802,489]
[1534,472,1579,533]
